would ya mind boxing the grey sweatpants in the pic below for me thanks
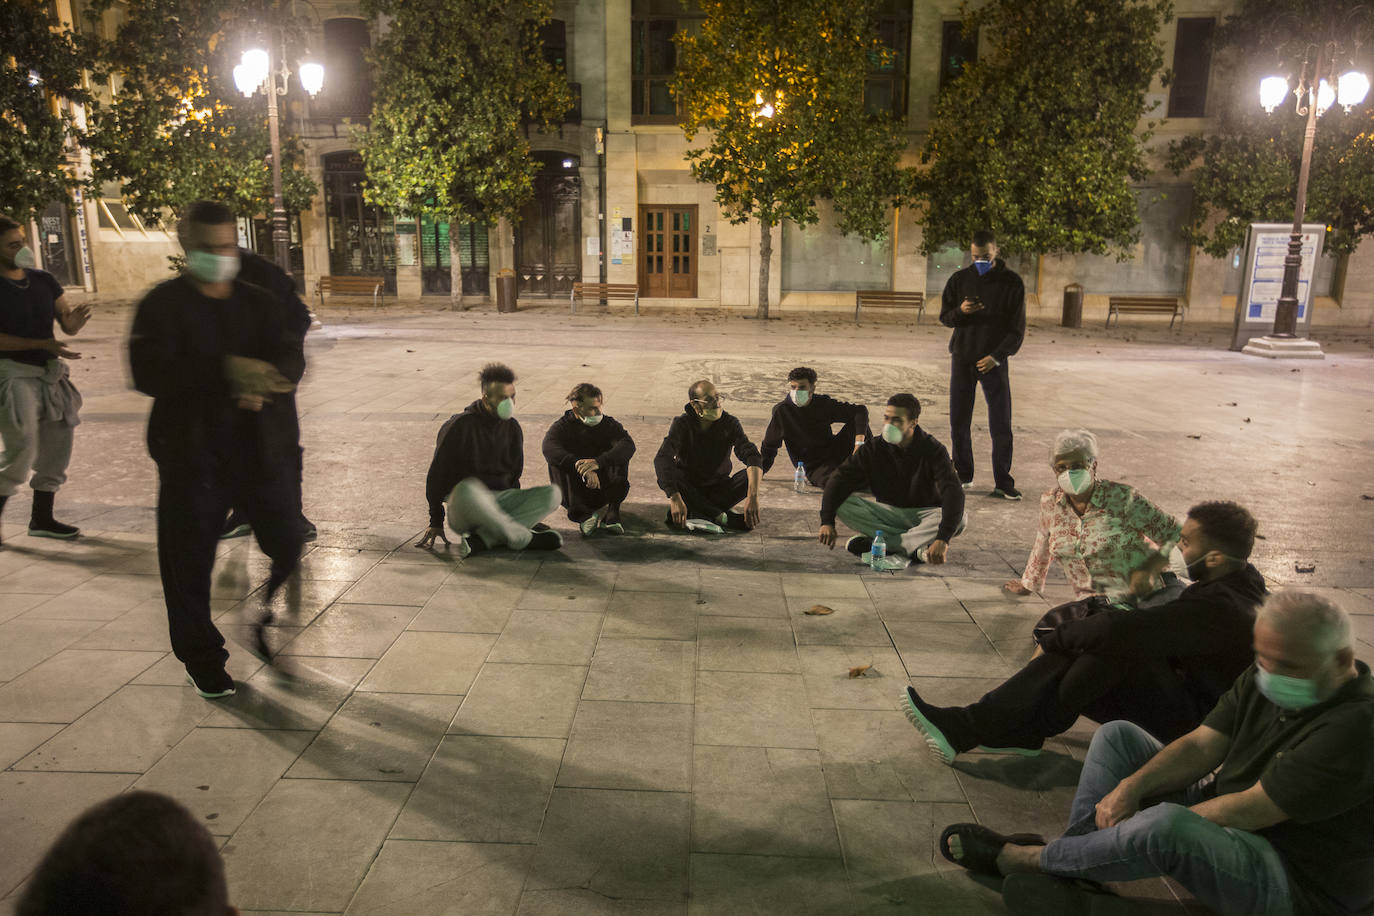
[0,370,75,497]
[835,495,967,556]
[446,478,561,550]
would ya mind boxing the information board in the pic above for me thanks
[1230,222,1324,350]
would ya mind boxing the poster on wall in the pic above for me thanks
[1230,222,1324,350]
[610,230,633,265]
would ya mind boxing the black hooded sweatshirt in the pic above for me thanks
[759,394,871,473]
[939,258,1026,363]
[542,410,636,476]
[425,399,523,527]
[654,405,761,496]
[819,427,965,541]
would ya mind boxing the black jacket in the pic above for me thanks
[425,399,523,527]
[820,427,965,540]
[654,406,761,496]
[939,259,1026,362]
[759,394,870,474]
[1039,564,1268,714]
[129,275,304,476]
[238,248,312,342]
[542,410,636,476]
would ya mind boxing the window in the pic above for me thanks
[540,19,567,71]
[318,18,372,120]
[939,20,978,90]
[865,0,912,116]
[631,0,703,124]
[783,201,890,292]
[1168,18,1214,118]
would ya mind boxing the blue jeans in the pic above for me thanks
[1040,721,1294,916]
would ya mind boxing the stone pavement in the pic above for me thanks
[1,301,1372,914]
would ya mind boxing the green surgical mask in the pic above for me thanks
[790,389,811,407]
[881,423,904,445]
[495,397,514,420]
[1256,668,1325,711]
[186,250,240,284]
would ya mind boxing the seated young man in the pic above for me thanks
[817,393,965,568]
[17,791,239,915]
[654,379,762,534]
[419,363,561,556]
[542,382,635,536]
[939,590,1374,916]
[901,502,1265,763]
[759,366,870,490]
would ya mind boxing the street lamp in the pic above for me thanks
[1255,45,1367,344]
[234,46,324,274]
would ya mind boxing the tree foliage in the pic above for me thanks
[1166,0,1374,257]
[0,0,91,223]
[83,0,317,225]
[358,0,573,226]
[672,0,910,318]
[915,0,1171,258]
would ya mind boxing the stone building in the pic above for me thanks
[31,0,1374,327]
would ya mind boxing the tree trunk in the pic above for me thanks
[756,217,772,319]
[449,228,464,311]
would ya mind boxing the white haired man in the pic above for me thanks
[938,590,1374,916]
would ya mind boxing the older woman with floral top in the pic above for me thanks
[1004,429,1181,604]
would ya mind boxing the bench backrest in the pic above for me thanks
[1108,296,1179,310]
[856,290,924,307]
[572,283,638,298]
[318,276,384,294]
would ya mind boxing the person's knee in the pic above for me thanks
[1127,803,1214,867]
[1086,719,1155,766]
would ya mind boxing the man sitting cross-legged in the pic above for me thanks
[817,393,965,569]
[419,363,562,557]
[654,378,762,534]
[759,366,870,490]
[939,590,1374,916]
[902,501,1265,762]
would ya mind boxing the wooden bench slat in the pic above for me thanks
[855,290,925,324]
[1106,295,1183,329]
[571,282,640,315]
[315,276,386,308]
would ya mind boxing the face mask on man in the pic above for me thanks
[494,397,515,420]
[973,258,993,277]
[186,250,240,284]
[11,246,36,269]
[580,413,602,427]
[881,423,904,445]
[789,389,811,407]
[1058,468,1094,496]
[1256,667,1326,711]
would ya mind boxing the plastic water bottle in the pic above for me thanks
[871,530,886,567]
[794,462,807,492]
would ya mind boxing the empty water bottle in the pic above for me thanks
[871,530,886,566]
[794,462,806,492]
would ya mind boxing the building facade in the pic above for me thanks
[33,0,1374,327]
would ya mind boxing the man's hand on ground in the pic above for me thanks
[669,493,687,526]
[584,470,601,490]
[975,356,997,374]
[416,526,449,548]
[1003,580,1032,595]
[819,524,837,548]
[925,539,949,564]
[744,495,760,528]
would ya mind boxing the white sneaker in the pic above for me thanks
[457,535,473,559]
[580,515,602,537]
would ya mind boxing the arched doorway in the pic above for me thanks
[515,152,581,298]
[322,151,396,292]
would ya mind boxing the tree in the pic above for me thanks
[1166,0,1374,258]
[358,0,573,304]
[0,0,91,222]
[673,0,910,318]
[915,0,1171,259]
[83,0,316,226]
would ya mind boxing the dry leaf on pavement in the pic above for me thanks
[806,605,835,616]
[848,665,873,678]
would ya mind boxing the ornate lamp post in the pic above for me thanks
[234,47,324,274]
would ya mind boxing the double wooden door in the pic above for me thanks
[638,205,697,298]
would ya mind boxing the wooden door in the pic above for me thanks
[639,205,697,298]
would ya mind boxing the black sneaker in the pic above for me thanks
[990,487,1023,501]
[724,511,752,531]
[527,529,563,551]
[300,516,317,541]
[185,668,236,699]
[220,512,251,539]
[28,518,80,539]
[845,536,873,557]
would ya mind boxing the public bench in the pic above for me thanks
[1106,295,1184,329]
[571,282,640,315]
[855,290,925,324]
[314,275,386,309]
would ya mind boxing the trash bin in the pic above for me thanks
[1062,283,1084,329]
[496,273,517,313]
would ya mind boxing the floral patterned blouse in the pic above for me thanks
[1019,479,1182,598]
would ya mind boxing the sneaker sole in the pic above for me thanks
[219,525,252,539]
[989,491,1023,501]
[27,528,79,540]
[901,689,957,765]
[184,672,235,699]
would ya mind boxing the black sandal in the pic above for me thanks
[939,823,1046,877]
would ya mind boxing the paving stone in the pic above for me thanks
[694,671,816,749]
[488,609,603,665]
[288,691,460,781]
[345,840,530,915]
[0,771,136,898]
[583,637,695,704]
[281,603,418,659]
[357,631,493,695]
[202,657,376,731]
[449,663,585,737]
[602,591,701,640]
[15,684,210,773]
[0,648,164,723]
[691,746,838,857]
[558,700,693,791]
[688,853,852,914]
[696,615,799,673]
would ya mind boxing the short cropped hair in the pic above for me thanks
[183,201,234,227]
[1257,590,1353,656]
[1051,429,1099,463]
[479,363,516,387]
[788,367,817,384]
[1186,501,1258,560]
[688,378,712,401]
[886,393,921,420]
[972,229,996,248]
[0,215,22,235]
[566,382,602,403]
[17,791,229,916]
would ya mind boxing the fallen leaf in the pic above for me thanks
[806,604,835,615]
[1295,561,1316,573]
[1186,434,1202,440]
[1226,402,1237,407]
[1361,495,1374,501]
[848,665,873,678]
[1244,418,1251,423]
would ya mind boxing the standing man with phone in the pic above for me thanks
[939,230,1026,500]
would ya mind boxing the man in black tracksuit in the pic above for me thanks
[939,230,1026,499]
[420,363,562,557]
[759,366,870,490]
[654,378,762,532]
[543,382,635,535]
[901,501,1267,763]
[818,393,966,565]
[129,202,304,699]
